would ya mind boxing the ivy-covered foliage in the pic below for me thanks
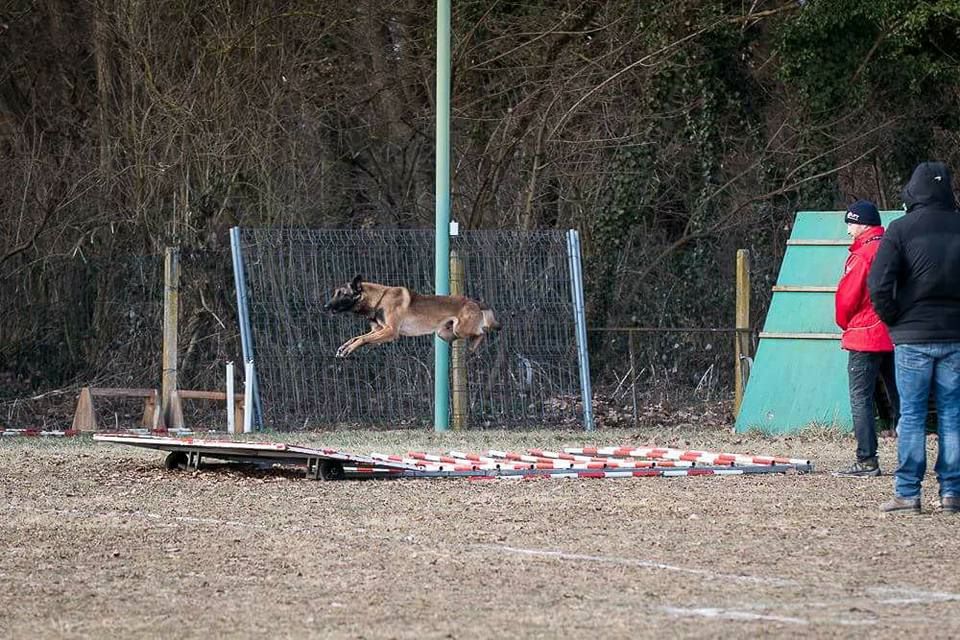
[2,0,960,398]
[779,1,960,112]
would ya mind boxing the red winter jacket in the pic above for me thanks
[835,227,894,352]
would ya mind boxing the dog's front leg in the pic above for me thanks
[335,321,384,358]
[338,325,399,356]
[336,335,363,358]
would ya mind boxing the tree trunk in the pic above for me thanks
[92,0,115,196]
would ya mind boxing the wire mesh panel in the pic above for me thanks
[237,228,582,429]
[0,254,164,392]
[451,231,580,428]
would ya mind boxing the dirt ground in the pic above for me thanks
[2,426,960,639]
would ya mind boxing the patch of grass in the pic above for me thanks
[794,422,850,442]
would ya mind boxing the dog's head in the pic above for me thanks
[323,275,363,314]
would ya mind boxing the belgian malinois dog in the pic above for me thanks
[324,275,501,357]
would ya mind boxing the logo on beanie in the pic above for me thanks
[845,200,880,226]
[935,175,943,182]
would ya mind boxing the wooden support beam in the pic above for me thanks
[168,389,246,432]
[734,249,752,418]
[786,239,851,246]
[161,247,180,429]
[71,387,96,432]
[450,249,468,430]
[771,285,837,293]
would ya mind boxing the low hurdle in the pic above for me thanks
[167,389,246,433]
[72,387,161,432]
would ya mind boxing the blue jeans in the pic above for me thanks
[893,343,960,499]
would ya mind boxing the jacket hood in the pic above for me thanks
[901,161,957,212]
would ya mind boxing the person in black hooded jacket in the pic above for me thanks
[868,161,960,515]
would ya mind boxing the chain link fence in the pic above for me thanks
[237,228,584,429]
[588,327,742,426]
[0,250,239,427]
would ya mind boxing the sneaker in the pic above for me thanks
[880,496,921,514]
[941,496,960,514]
[833,460,881,477]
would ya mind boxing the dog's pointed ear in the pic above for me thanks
[351,275,363,294]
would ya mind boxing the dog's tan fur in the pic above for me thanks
[325,276,500,357]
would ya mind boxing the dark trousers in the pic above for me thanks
[848,350,900,462]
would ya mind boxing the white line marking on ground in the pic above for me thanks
[866,587,960,605]
[474,543,960,624]
[661,606,808,625]
[12,505,960,622]
[475,544,798,587]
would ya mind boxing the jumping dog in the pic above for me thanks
[323,275,501,357]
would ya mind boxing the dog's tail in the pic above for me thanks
[479,303,501,332]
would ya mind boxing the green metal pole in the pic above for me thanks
[434,0,451,432]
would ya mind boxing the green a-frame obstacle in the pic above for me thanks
[735,210,904,434]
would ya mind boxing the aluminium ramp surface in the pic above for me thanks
[92,434,419,471]
[735,210,903,434]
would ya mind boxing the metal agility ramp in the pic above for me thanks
[95,434,813,481]
[93,434,419,480]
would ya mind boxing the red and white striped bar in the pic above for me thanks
[484,448,691,469]
[0,428,80,437]
[564,445,811,467]
[447,450,526,467]
[372,452,525,473]
[403,451,547,471]
[401,464,802,481]
[523,448,697,469]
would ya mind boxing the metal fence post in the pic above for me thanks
[628,330,638,428]
[567,230,594,431]
[433,0,452,432]
[226,361,235,434]
[230,227,263,429]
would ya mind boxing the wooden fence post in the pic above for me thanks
[450,249,468,430]
[161,247,180,427]
[734,249,752,417]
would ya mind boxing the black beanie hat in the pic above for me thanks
[844,200,881,226]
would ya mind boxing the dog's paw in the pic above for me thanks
[335,345,349,358]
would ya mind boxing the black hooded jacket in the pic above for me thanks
[867,161,960,343]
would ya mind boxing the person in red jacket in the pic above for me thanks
[834,200,900,476]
